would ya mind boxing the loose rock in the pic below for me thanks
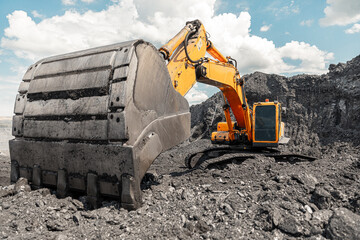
[325,208,360,240]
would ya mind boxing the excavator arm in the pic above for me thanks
[159,20,253,143]
[159,20,207,95]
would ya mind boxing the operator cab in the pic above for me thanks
[210,99,289,147]
[252,100,289,147]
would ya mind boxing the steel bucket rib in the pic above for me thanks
[10,40,190,209]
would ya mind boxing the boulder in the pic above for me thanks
[311,187,332,209]
[325,208,360,240]
[14,178,31,193]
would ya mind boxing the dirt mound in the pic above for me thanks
[0,55,360,239]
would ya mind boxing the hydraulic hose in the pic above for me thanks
[184,29,202,64]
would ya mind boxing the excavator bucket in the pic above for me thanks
[9,40,190,209]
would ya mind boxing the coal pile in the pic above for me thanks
[1,55,360,239]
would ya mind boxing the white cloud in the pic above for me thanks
[345,23,360,34]
[62,0,76,6]
[320,0,360,26]
[0,65,27,116]
[300,19,313,27]
[1,0,333,76]
[260,24,271,32]
[133,0,215,23]
[184,83,209,105]
[278,41,334,74]
[80,0,95,3]
[31,10,44,18]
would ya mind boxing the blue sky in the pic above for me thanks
[0,0,360,116]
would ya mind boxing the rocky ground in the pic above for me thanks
[0,153,10,187]
[1,55,360,239]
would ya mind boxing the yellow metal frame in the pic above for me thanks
[197,60,252,141]
[216,122,236,132]
[252,102,281,144]
[160,23,207,96]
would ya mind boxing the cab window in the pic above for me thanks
[254,105,276,141]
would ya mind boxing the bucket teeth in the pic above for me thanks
[10,40,190,209]
[56,169,68,198]
[87,173,100,209]
[10,160,19,183]
[31,165,42,189]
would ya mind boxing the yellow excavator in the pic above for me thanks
[10,20,289,209]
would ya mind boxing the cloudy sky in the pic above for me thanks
[0,0,360,116]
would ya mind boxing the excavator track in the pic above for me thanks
[10,40,190,209]
[185,145,316,169]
